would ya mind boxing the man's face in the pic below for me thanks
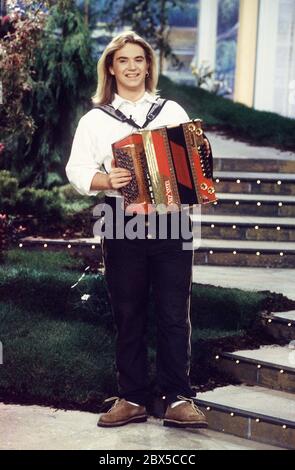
[109,43,149,93]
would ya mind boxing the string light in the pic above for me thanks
[280,252,284,256]
[280,369,284,374]
[209,250,214,254]
[255,225,259,230]
[277,180,282,185]
[206,407,211,411]
[233,250,237,255]
[67,244,71,249]
[19,243,23,248]
[268,319,272,324]
[255,418,260,423]
[257,202,261,206]
[257,364,262,369]
[282,425,287,430]
[232,225,236,229]
[211,224,215,228]
[215,355,220,360]
[215,179,220,183]
[256,251,261,256]
[214,201,218,205]
[288,323,292,327]
[236,179,240,184]
[230,412,235,417]
[235,201,240,206]
[91,245,96,249]
[276,226,281,231]
[235,360,240,364]
[257,180,261,184]
[278,202,283,207]
[43,243,47,248]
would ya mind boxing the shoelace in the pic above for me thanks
[176,395,205,417]
[103,396,121,413]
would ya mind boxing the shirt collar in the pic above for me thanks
[112,91,158,110]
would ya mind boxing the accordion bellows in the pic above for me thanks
[112,119,217,213]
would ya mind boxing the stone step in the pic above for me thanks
[204,193,295,217]
[195,384,295,449]
[19,237,295,268]
[195,214,295,241]
[214,171,295,195]
[274,311,295,321]
[214,156,295,174]
[262,311,295,342]
[216,345,295,393]
[193,239,295,268]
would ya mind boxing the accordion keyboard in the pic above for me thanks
[115,148,139,202]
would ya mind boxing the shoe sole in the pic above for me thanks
[163,419,208,429]
[97,415,148,428]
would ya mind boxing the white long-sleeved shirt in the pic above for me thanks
[65,91,190,197]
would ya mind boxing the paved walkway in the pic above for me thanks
[193,266,295,300]
[207,131,295,161]
[0,403,282,450]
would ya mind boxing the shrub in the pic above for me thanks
[15,187,65,221]
[0,170,65,223]
[0,170,19,213]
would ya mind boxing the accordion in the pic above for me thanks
[112,119,217,213]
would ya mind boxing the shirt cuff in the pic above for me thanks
[66,167,104,197]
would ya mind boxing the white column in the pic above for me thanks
[234,0,259,107]
[273,0,295,118]
[254,0,280,112]
[192,0,218,71]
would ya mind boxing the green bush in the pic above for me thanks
[0,170,19,213]
[15,187,65,221]
[0,170,65,222]
[58,184,86,202]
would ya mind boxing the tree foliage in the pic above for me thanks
[0,2,47,164]
[101,0,187,72]
[0,0,96,188]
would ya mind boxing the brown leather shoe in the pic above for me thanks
[163,396,208,429]
[97,397,148,428]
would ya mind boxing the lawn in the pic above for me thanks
[159,75,295,151]
[0,249,271,412]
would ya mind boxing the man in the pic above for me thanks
[66,30,208,429]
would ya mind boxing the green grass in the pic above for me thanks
[159,75,295,151]
[0,249,268,410]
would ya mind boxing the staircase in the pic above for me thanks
[19,153,295,270]
[192,155,295,268]
[195,309,295,449]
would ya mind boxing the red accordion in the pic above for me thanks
[112,119,217,213]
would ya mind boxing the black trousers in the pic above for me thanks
[101,196,195,406]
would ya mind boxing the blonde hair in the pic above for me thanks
[92,30,159,105]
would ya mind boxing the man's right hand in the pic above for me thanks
[108,158,132,189]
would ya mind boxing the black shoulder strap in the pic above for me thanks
[94,98,167,129]
[141,99,167,128]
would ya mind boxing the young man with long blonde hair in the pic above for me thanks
[66,31,208,429]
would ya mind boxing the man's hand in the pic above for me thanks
[108,158,132,189]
